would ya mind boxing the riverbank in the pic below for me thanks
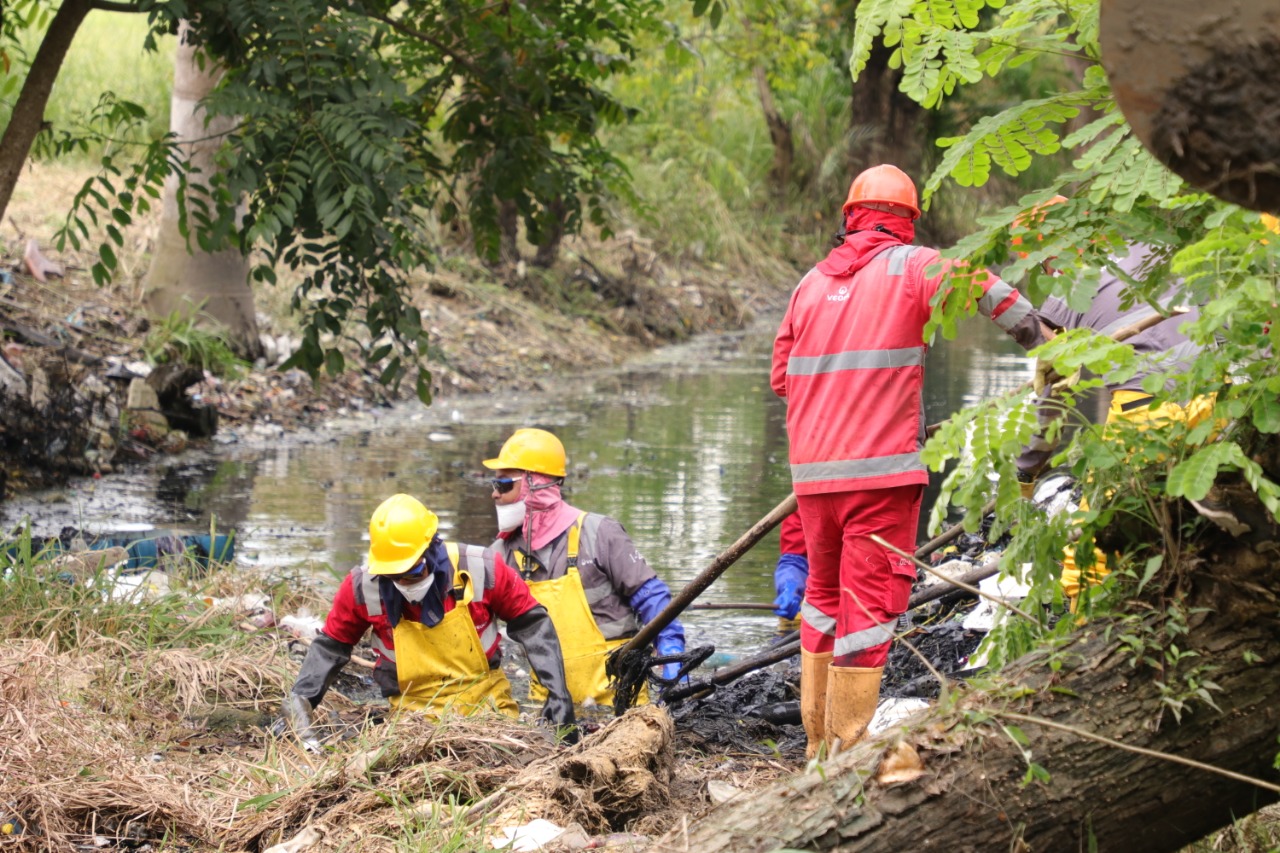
[0,161,800,501]
[0,544,800,851]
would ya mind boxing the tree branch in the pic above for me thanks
[88,1,145,12]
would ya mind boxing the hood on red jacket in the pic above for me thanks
[815,208,917,277]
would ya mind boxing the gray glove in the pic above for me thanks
[506,605,578,744]
[281,693,322,753]
[281,633,352,752]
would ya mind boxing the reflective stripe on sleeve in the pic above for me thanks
[979,279,1033,331]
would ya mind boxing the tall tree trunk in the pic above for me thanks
[846,37,930,178]
[753,65,795,199]
[0,0,93,223]
[142,22,261,360]
[664,474,1280,851]
[498,198,520,267]
[531,197,566,269]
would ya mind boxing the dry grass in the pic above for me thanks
[0,615,795,851]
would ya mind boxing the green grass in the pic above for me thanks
[5,10,174,159]
[144,308,250,378]
[0,525,247,652]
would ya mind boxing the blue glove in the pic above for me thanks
[773,581,803,619]
[631,578,687,683]
[656,638,687,684]
[773,553,808,619]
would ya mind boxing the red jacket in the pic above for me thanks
[322,544,539,668]
[772,241,1045,495]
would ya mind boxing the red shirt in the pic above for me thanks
[779,510,807,557]
[322,547,539,666]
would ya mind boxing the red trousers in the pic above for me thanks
[797,486,922,667]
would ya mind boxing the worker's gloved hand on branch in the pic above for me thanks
[656,638,688,684]
[629,577,687,683]
[1032,358,1081,395]
[773,553,808,620]
[1032,358,1063,395]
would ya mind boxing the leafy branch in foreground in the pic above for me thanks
[853,0,1280,669]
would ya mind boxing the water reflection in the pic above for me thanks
[1,317,1031,655]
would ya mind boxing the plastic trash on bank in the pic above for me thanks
[491,818,569,851]
[869,697,931,736]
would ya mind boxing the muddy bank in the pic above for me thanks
[0,229,792,501]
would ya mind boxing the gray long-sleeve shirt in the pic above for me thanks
[1017,243,1203,477]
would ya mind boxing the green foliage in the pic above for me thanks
[143,309,248,378]
[608,0,850,267]
[11,0,679,402]
[0,525,239,651]
[3,12,173,148]
[854,0,1280,683]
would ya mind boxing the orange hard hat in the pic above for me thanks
[843,165,921,220]
[1011,195,1069,255]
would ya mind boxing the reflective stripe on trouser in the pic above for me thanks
[390,599,518,718]
[797,486,921,668]
[525,567,645,706]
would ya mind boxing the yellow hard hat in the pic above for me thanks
[483,428,567,478]
[367,494,439,575]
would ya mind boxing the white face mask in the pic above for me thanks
[496,499,527,533]
[395,576,435,603]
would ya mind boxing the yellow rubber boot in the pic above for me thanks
[826,666,883,756]
[801,650,833,759]
[777,616,800,637]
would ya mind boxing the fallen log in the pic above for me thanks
[657,478,1280,851]
[464,704,675,834]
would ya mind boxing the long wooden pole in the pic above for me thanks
[609,492,798,663]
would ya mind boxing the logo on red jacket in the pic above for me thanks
[826,286,850,303]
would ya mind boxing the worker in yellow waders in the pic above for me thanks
[281,494,576,743]
[484,428,685,707]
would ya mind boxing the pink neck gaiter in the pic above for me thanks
[521,473,581,550]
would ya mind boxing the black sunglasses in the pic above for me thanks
[490,477,517,495]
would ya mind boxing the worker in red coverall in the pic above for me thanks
[281,494,576,747]
[771,165,1048,758]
